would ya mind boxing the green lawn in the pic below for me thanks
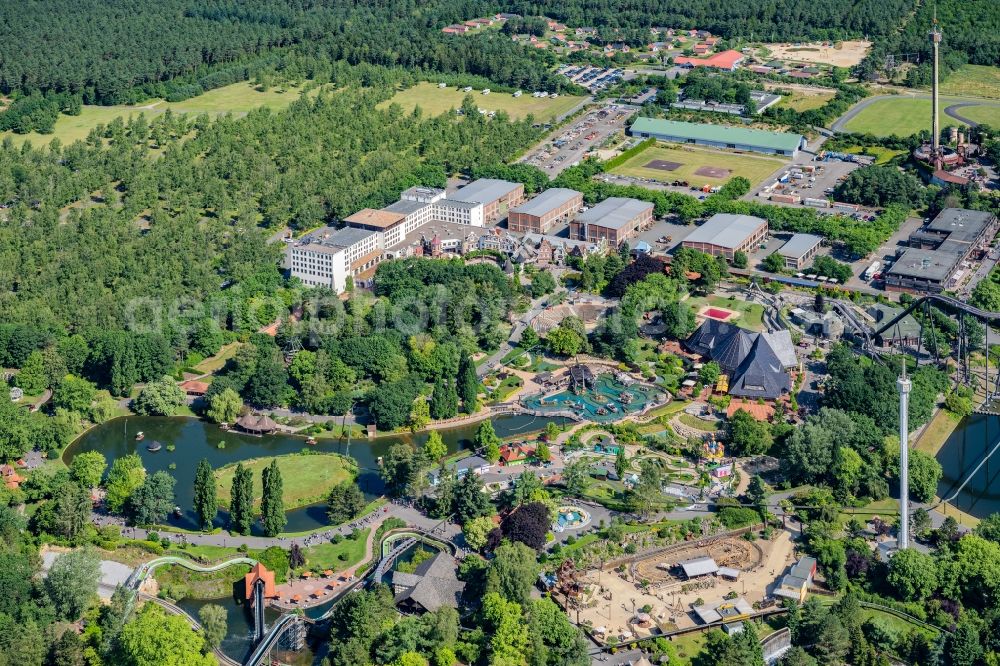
[776,91,836,112]
[297,528,370,574]
[379,82,585,121]
[3,81,314,146]
[915,409,960,456]
[958,104,1000,127]
[678,413,720,432]
[685,295,765,331]
[843,145,906,165]
[610,142,787,188]
[841,97,967,136]
[192,342,242,374]
[214,452,356,511]
[940,65,1000,100]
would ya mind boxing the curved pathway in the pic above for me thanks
[830,93,1000,133]
[943,102,997,128]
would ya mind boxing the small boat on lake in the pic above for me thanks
[135,431,145,441]
[146,440,162,452]
[306,436,317,446]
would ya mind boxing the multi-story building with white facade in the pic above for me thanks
[290,179,520,292]
[288,227,381,292]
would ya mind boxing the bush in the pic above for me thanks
[717,507,761,529]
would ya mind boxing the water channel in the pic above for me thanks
[936,412,1000,519]
[67,413,565,663]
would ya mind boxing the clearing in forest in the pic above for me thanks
[940,65,1000,100]
[379,82,585,121]
[763,40,871,68]
[2,81,316,146]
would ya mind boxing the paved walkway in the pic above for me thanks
[92,502,458,551]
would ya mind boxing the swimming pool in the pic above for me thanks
[522,374,666,423]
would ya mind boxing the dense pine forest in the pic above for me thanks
[0,65,539,356]
[863,0,1000,84]
[0,0,565,105]
[500,0,914,43]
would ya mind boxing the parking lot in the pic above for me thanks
[520,103,637,175]
[557,65,624,92]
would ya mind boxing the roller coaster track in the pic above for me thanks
[125,555,258,592]
[243,612,301,666]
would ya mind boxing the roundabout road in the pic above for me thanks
[830,93,1000,133]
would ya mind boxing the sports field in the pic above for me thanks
[380,82,584,121]
[940,65,1000,100]
[609,142,787,187]
[840,97,966,136]
[2,81,314,146]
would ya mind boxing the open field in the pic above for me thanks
[214,452,356,510]
[2,81,313,146]
[776,90,836,112]
[763,40,871,67]
[379,82,585,121]
[609,143,787,188]
[841,97,966,136]
[959,105,1000,127]
[940,65,1000,100]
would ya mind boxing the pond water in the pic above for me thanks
[936,413,1000,519]
[64,413,567,533]
[175,595,285,663]
[521,374,666,423]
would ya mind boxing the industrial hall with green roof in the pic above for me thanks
[629,117,806,157]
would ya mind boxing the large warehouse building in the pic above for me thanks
[452,178,525,223]
[568,197,654,247]
[629,117,806,157]
[507,188,583,234]
[682,213,768,260]
[885,208,999,294]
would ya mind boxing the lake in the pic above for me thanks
[936,412,1000,519]
[64,413,566,533]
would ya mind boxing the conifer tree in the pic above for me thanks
[260,459,286,537]
[193,458,217,530]
[230,463,254,535]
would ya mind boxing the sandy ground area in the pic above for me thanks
[764,40,871,68]
[572,530,795,641]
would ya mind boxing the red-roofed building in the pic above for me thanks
[675,49,744,71]
[693,43,711,54]
[179,380,210,396]
[499,443,536,466]
[245,563,278,600]
[1,464,25,490]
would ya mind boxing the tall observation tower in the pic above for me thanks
[898,362,912,550]
[929,13,942,156]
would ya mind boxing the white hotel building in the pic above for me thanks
[288,180,512,293]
